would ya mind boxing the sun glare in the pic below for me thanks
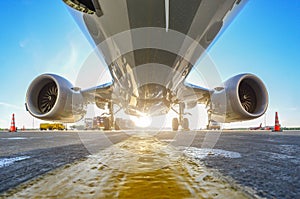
[131,116,152,128]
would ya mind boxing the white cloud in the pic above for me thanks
[38,32,92,84]
[0,102,22,110]
[286,107,299,111]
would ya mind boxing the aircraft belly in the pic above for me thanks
[83,0,241,71]
[75,0,245,114]
[65,0,247,114]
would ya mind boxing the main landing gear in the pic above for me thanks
[206,102,221,130]
[172,103,190,131]
[102,102,121,130]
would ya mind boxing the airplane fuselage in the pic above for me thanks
[26,0,268,129]
[67,0,246,116]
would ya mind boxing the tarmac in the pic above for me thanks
[0,130,299,198]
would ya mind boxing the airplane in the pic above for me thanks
[249,123,262,130]
[25,0,268,131]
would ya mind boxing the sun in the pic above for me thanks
[131,115,152,128]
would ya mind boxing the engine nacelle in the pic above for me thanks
[210,73,268,122]
[25,74,86,122]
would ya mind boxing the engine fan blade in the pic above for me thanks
[38,82,58,113]
[239,82,257,113]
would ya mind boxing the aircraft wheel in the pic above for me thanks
[172,118,179,131]
[103,117,110,130]
[182,118,189,130]
[115,119,120,130]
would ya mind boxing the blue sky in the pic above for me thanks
[0,0,299,129]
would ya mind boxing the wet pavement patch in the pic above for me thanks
[1,137,28,140]
[183,147,242,159]
[2,135,252,198]
[0,156,31,168]
[0,144,89,193]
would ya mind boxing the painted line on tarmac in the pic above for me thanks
[0,156,31,168]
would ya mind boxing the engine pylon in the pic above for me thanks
[9,113,17,132]
[273,112,281,132]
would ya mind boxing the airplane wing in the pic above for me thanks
[81,83,113,106]
[177,83,210,105]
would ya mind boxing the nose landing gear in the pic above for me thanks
[172,103,190,131]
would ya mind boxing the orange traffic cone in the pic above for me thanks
[273,112,281,132]
[9,113,17,132]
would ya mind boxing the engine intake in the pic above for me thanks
[211,73,268,122]
[26,74,86,122]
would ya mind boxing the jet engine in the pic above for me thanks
[25,74,86,122]
[210,73,268,122]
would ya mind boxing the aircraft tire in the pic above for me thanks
[172,118,179,131]
[182,118,189,130]
[103,117,110,130]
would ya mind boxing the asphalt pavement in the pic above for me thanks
[0,130,299,198]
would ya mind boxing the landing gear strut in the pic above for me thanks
[206,102,213,130]
[109,102,114,130]
[206,103,220,130]
[172,103,190,131]
[206,109,212,130]
[102,102,121,130]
